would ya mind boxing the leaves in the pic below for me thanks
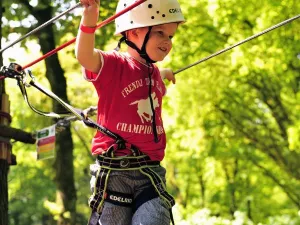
[1,0,300,224]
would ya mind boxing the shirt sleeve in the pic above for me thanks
[82,50,124,92]
[82,50,104,82]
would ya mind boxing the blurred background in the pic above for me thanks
[0,0,299,224]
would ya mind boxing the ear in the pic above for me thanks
[127,29,139,41]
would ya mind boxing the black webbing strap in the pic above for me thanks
[140,167,176,225]
[140,167,175,208]
[132,185,159,212]
[88,167,111,213]
[115,28,156,63]
[87,211,100,225]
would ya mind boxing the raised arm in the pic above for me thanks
[75,0,102,74]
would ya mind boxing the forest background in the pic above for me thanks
[0,0,299,225]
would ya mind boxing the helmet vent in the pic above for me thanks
[151,16,155,19]
[162,14,166,17]
[148,4,153,8]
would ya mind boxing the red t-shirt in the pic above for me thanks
[83,50,167,161]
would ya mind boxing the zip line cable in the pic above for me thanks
[0,2,82,54]
[173,14,300,75]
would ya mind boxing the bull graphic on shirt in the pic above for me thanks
[130,92,159,124]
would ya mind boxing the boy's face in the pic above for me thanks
[136,23,178,62]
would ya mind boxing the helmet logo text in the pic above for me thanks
[169,8,182,14]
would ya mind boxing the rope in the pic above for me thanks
[22,0,147,69]
[0,3,82,54]
[174,14,300,75]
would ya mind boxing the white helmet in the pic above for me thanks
[115,0,185,35]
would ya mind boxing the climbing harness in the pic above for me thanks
[88,145,175,225]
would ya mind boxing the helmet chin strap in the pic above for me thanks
[115,26,159,143]
[115,27,156,63]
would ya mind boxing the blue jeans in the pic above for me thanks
[89,166,171,225]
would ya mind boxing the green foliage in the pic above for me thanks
[162,0,300,224]
[2,0,300,224]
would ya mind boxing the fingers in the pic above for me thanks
[80,0,100,23]
[168,71,176,84]
[160,68,176,84]
[80,0,99,8]
[171,76,176,84]
[82,106,97,119]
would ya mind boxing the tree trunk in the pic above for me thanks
[198,173,206,208]
[222,159,238,218]
[0,1,9,223]
[28,4,77,225]
[0,159,9,225]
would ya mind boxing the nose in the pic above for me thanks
[164,39,172,50]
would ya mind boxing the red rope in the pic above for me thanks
[22,0,146,70]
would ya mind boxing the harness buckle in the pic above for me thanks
[120,158,130,168]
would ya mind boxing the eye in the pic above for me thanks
[158,31,164,36]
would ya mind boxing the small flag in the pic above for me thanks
[36,125,56,160]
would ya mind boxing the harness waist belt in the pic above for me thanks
[96,155,160,169]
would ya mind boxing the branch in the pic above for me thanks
[249,156,300,208]
[0,125,35,144]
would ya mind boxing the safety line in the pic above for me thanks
[22,0,146,69]
[173,14,300,75]
[0,3,82,54]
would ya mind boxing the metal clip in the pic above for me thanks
[0,63,25,80]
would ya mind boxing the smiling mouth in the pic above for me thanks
[158,47,167,52]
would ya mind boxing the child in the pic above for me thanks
[75,0,185,224]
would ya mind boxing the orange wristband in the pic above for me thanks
[80,24,97,34]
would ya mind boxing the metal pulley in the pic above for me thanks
[0,63,24,79]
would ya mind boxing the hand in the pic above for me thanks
[80,0,100,9]
[82,106,97,119]
[80,0,100,26]
[160,68,176,84]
